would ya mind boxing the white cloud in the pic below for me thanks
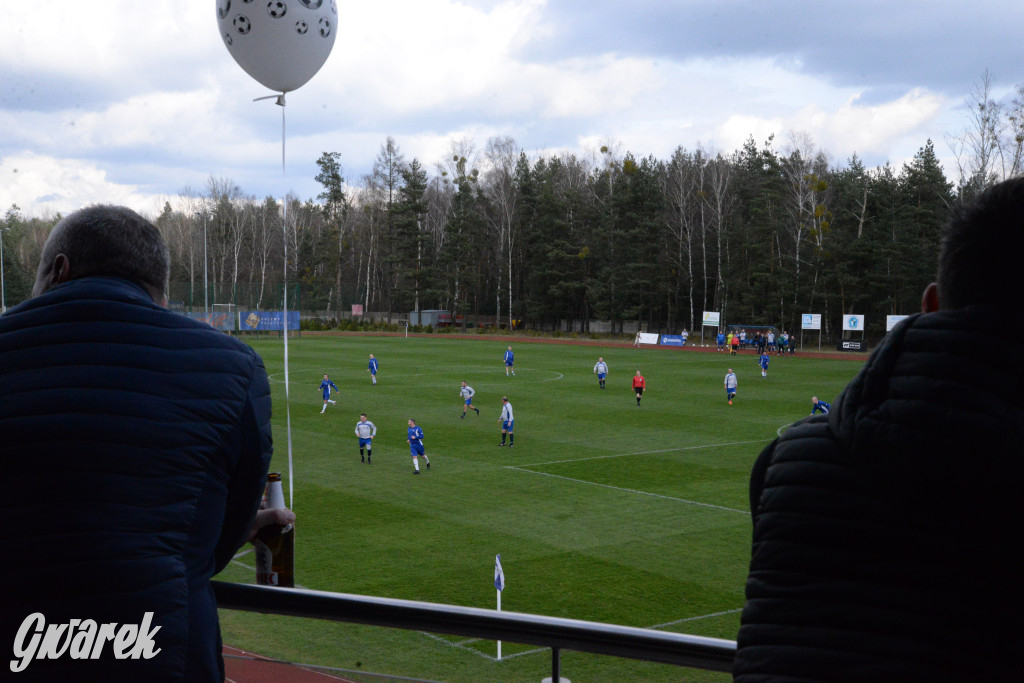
[0,153,157,216]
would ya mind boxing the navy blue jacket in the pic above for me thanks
[735,307,1022,681]
[0,277,272,681]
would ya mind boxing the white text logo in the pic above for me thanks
[10,612,161,673]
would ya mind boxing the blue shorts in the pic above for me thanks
[464,398,473,406]
[597,373,606,380]
[322,391,331,400]
[502,420,514,432]
[359,437,372,448]
[410,442,424,457]
[727,388,736,397]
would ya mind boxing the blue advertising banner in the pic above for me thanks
[186,311,237,331]
[660,335,686,346]
[239,311,300,331]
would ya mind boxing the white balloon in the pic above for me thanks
[216,0,338,93]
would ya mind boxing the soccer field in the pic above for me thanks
[216,335,863,682]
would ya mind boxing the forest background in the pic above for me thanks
[3,74,1022,340]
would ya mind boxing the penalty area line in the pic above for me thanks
[515,440,764,468]
[505,467,749,515]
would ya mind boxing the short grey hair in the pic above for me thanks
[40,205,170,300]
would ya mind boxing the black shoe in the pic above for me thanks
[475,408,480,415]
[461,414,465,419]
[361,456,365,462]
[414,470,420,474]
[367,457,371,464]
[426,461,430,469]
[509,443,514,448]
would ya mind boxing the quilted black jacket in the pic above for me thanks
[735,307,1022,682]
[0,277,272,681]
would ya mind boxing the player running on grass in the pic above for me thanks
[632,370,646,407]
[593,357,609,389]
[725,368,738,405]
[319,374,339,413]
[811,396,831,415]
[459,381,480,418]
[368,354,379,385]
[759,350,770,378]
[355,413,377,463]
[504,346,515,376]
[498,396,515,447]
[407,419,430,474]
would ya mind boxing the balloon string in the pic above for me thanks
[279,94,295,511]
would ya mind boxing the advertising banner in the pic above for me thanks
[886,315,909,331]
[635,332,660,346]
[801,313,821,330]
[842,314,865,332]
[186,311,237,331]
[240,311,300,331]
[702,311,720,327]
[837,340,867,352]
[660,335,685,346]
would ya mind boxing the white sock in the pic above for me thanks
[329,400,336,404]
[321,406,326,413]
[413,457,419,472]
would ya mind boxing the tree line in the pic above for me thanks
[3,73,1021,339]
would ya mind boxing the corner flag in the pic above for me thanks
[494,554,505,592]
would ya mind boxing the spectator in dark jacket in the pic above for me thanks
[735,178,1024,682]
[0,206,277,681]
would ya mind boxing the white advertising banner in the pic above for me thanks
[842,314,865,332]
[702,311,720,327]
[801,313,821,330]
[635,332,660,345]
[886,315,909,331]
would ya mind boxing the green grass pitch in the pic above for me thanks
[216,335,863,682]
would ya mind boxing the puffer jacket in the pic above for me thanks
[0,277,272,681]
[735,306,1023,682]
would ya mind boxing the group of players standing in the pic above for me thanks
[317,347,517,474]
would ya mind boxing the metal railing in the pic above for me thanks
[212,581,736,680]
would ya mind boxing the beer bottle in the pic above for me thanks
[254,472,295,587]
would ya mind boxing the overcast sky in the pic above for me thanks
[2,1,1021,218]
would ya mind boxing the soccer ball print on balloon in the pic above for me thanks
[216,0,338,92]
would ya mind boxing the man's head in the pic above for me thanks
[32,205,170,305]
[461,381,466,387]
[408,419,416,427]
[927,177,1024,312]
[598,357,603,362]
[811,396,819,405]
[501,396,508,403]
[360,413,367,421]
[369,354,374,359]
[324,374,329,380]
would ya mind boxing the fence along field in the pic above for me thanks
[215,335,861,682]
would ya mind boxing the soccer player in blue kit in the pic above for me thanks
[504,346,515,376]
[407,419,430,473]
[319,374,339,413]
[759,350,770,378]
[811,396,831,415]
[368,354,379,385]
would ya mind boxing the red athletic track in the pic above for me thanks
[224,645,358,682]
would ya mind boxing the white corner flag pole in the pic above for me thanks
[494,554,505,660]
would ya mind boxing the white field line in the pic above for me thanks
[776,422,794,437]
[443,607,745,662]
[505,468,750,515]
[515,440,763,468]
